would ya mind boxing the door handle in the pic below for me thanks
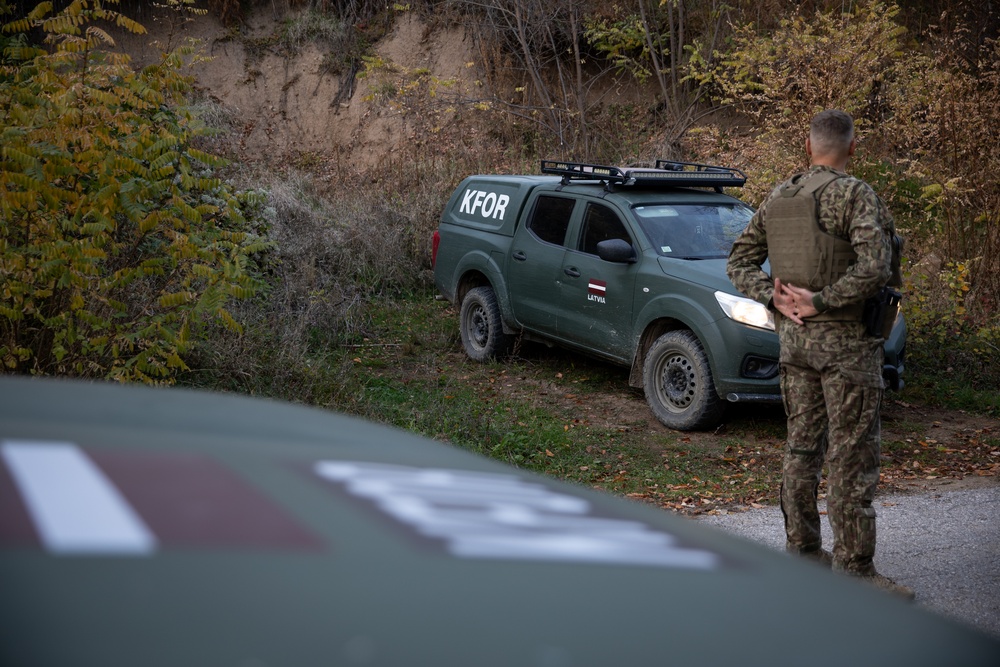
[512,251,527,261]
[564,267,581,278]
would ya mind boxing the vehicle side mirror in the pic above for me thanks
[596,238,637,264]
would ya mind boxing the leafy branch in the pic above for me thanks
[0,0,270,383]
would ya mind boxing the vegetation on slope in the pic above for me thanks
[0,0,270,381]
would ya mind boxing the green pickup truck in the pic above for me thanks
[432,160,906,430]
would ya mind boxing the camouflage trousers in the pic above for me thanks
[777,318,884,575]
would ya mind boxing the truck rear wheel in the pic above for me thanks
[643,330,725,431]
[459,286,513,361]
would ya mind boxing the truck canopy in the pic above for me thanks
[440,175,557,236]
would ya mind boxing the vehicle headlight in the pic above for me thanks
[715,291,775,331]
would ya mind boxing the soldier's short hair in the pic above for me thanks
[810,110,854,156]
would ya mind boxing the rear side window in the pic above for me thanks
[580,203,631,255]
[527,196,575,246]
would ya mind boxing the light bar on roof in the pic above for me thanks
[540,160,746,189]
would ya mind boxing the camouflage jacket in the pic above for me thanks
[726,165,894,313]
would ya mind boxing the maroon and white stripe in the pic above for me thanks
[0,440,322,556]
[588,279,607,296]
[2,441,156,554]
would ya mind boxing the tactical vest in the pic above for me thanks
[766,171,864,322]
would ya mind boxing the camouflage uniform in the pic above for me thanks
[727,165,894,575]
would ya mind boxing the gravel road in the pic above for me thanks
[695,481,1000,639]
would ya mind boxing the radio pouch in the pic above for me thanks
[862,287,902,339]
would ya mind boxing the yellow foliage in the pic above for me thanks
[0,0,270,383]
[157,292,193,308]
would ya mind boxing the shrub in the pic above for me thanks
[177,161,435,398]
[683,0,1000,403]
[0,0,269,383]
[685,0,908,204]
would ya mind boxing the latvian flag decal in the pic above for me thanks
[0,440,323,556]
[588,279,607,297]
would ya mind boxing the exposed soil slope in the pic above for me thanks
[116,3,476,169]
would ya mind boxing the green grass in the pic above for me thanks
[186,290,999,511]
[901,313,1000,417]
[900,370,1000,417]
[306,291,788,509]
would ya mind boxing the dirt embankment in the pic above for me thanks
[116,2,478,170]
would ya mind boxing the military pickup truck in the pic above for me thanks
[432,160,906,431]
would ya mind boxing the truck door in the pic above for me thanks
[555,202,638,361]
[507,194,578,336]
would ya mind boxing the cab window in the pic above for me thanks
[632,203,754,259]
[580,203,631,255]
[527,196,575,246]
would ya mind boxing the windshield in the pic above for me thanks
[631,203,754,259]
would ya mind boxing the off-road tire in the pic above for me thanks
[643,330,725,431]
[459,286,513,361]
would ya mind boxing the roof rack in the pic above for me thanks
[540,159,746,190]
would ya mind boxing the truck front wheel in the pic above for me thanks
[643,330,725,431]
[459,286,513,361]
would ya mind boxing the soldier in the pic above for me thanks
[726,109,913,599]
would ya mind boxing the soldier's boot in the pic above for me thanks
[854,571,916,601]
[788,545,833,567]
[803,548,834,567]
